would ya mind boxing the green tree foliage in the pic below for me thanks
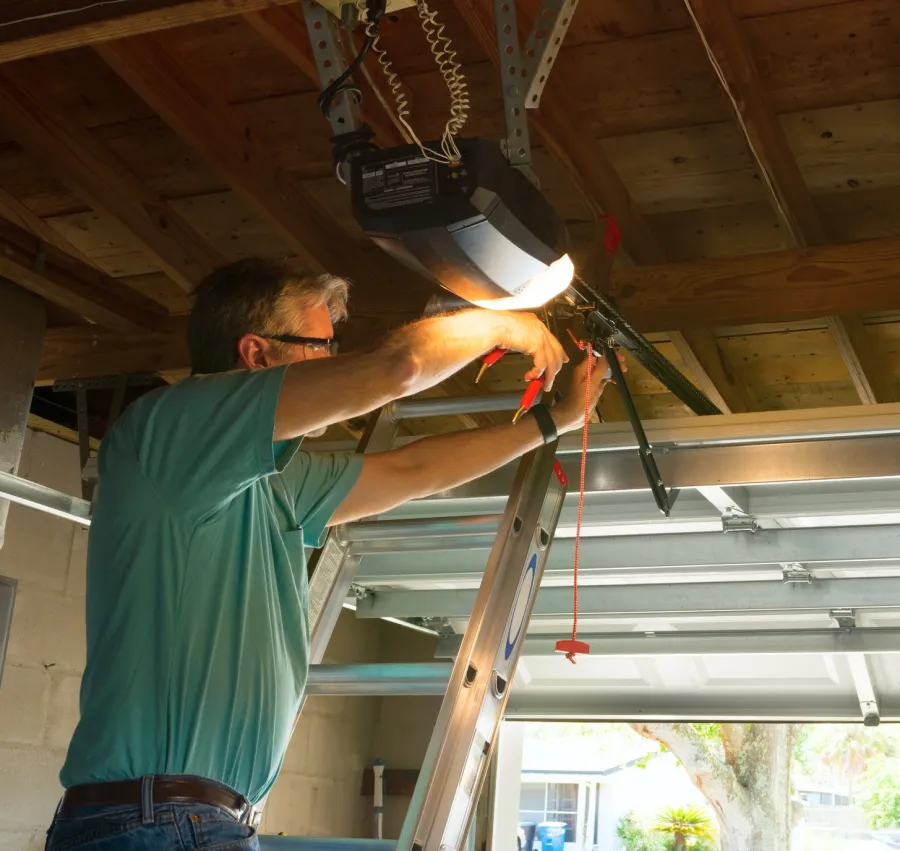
[616,813,669,851]
[653,805,716,851]
[857,757,900,829]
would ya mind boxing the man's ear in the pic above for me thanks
[237,333,271,370]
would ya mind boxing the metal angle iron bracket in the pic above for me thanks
[493,0,532,165]
[722,506,759,534]
[830,608,857,630]
[301,0,367,182]
[782,563,811,584]
[522,0,581,108]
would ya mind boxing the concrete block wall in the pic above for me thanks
[0,430,86,851]
[261,612,385,838]
[368,626,442,838]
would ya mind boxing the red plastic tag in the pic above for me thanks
[604,215,622,254]
[553,460,568,486]
[555,638,590,664]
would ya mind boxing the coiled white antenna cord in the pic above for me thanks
[356,0,469,164]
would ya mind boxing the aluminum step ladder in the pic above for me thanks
[260,392,568,851]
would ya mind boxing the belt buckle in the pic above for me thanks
[238,800,261,829]
[248,805,262,829]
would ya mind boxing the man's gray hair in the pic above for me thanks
[188,258,351,375]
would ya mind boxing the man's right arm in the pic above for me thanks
[273,308,567,441]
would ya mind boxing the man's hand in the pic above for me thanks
[492,311,569,390]
[551,351,627,433]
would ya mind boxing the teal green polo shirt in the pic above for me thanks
[60,366,363,804]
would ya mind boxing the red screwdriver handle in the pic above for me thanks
[475,347,507,384]
[512,378,544,424]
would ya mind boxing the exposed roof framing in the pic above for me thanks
[0,1,301,64]
[0,65,225,291]
[95,32,421,294]
[0,216,164,331]
[682,0,893,403]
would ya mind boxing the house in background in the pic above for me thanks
[515,727,708,851]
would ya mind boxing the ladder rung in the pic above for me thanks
[392,393,521,420]
[259,839,396,851]
[306,663,451,696]
[346,515,501,543]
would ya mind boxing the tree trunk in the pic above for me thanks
[674,831,686,851]
[631,723,801,851]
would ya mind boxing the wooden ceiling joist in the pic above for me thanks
[609,236,900,333]
[95,34,396,286]
[0,66,225,292]
[0,185,101,271]
[682,0,893,404]
[670,329,754,414]
[0,1,300,64]
[0,216,163,331]
[37,316,190,386]
[38,235,900,384]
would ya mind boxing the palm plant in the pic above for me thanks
[652,805,715,851]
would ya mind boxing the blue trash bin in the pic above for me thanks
[537,822,567,851]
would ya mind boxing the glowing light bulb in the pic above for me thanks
[470,254,574,311]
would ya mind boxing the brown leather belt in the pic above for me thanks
[61,777,256,824]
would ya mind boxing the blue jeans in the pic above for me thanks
[46,776,259,851]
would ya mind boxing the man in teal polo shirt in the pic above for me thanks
[46,258,612,850]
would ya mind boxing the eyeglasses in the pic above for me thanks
[258,334,340,356]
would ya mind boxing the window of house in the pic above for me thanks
[518,782,579,843]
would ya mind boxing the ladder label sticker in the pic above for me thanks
[505,553,538,661]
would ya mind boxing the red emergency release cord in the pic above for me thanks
[555,331,595,664]
[555,214,621,664]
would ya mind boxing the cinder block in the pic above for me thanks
[65,527,88,599]
[0,744,63,830]
[0,503,75,594]
[0,827,42,851]
[261,773,320,835]
[321,613,382,665]
[0,665,50,746]
[372,696,441,766]
[279,721,310,774]
[25,433,81,497]
[303,714,345,778]
[6,584,86,674]
[46,673,81,752]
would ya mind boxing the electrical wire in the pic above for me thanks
[0,0,138,30]
[415,0,469,162]
[358,0,468,164]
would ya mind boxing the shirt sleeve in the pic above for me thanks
[281,451,364,547]
[122,366,290,520]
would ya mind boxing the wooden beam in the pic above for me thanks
[0,0,300,64]
[669,329,753,414]
[244,7,405,147]
[609,237,900,333]
[96,35,399,286]
[825,315,895,406]
[682,0,892,402]
[454,0,664,265]
[0,216,164,331]
[0,185,99,270]
[0,66,224,292]
[37,316,190,385]
[36,303,421,382]
[682,0,825,247]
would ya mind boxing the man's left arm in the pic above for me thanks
[330,354,614,526]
